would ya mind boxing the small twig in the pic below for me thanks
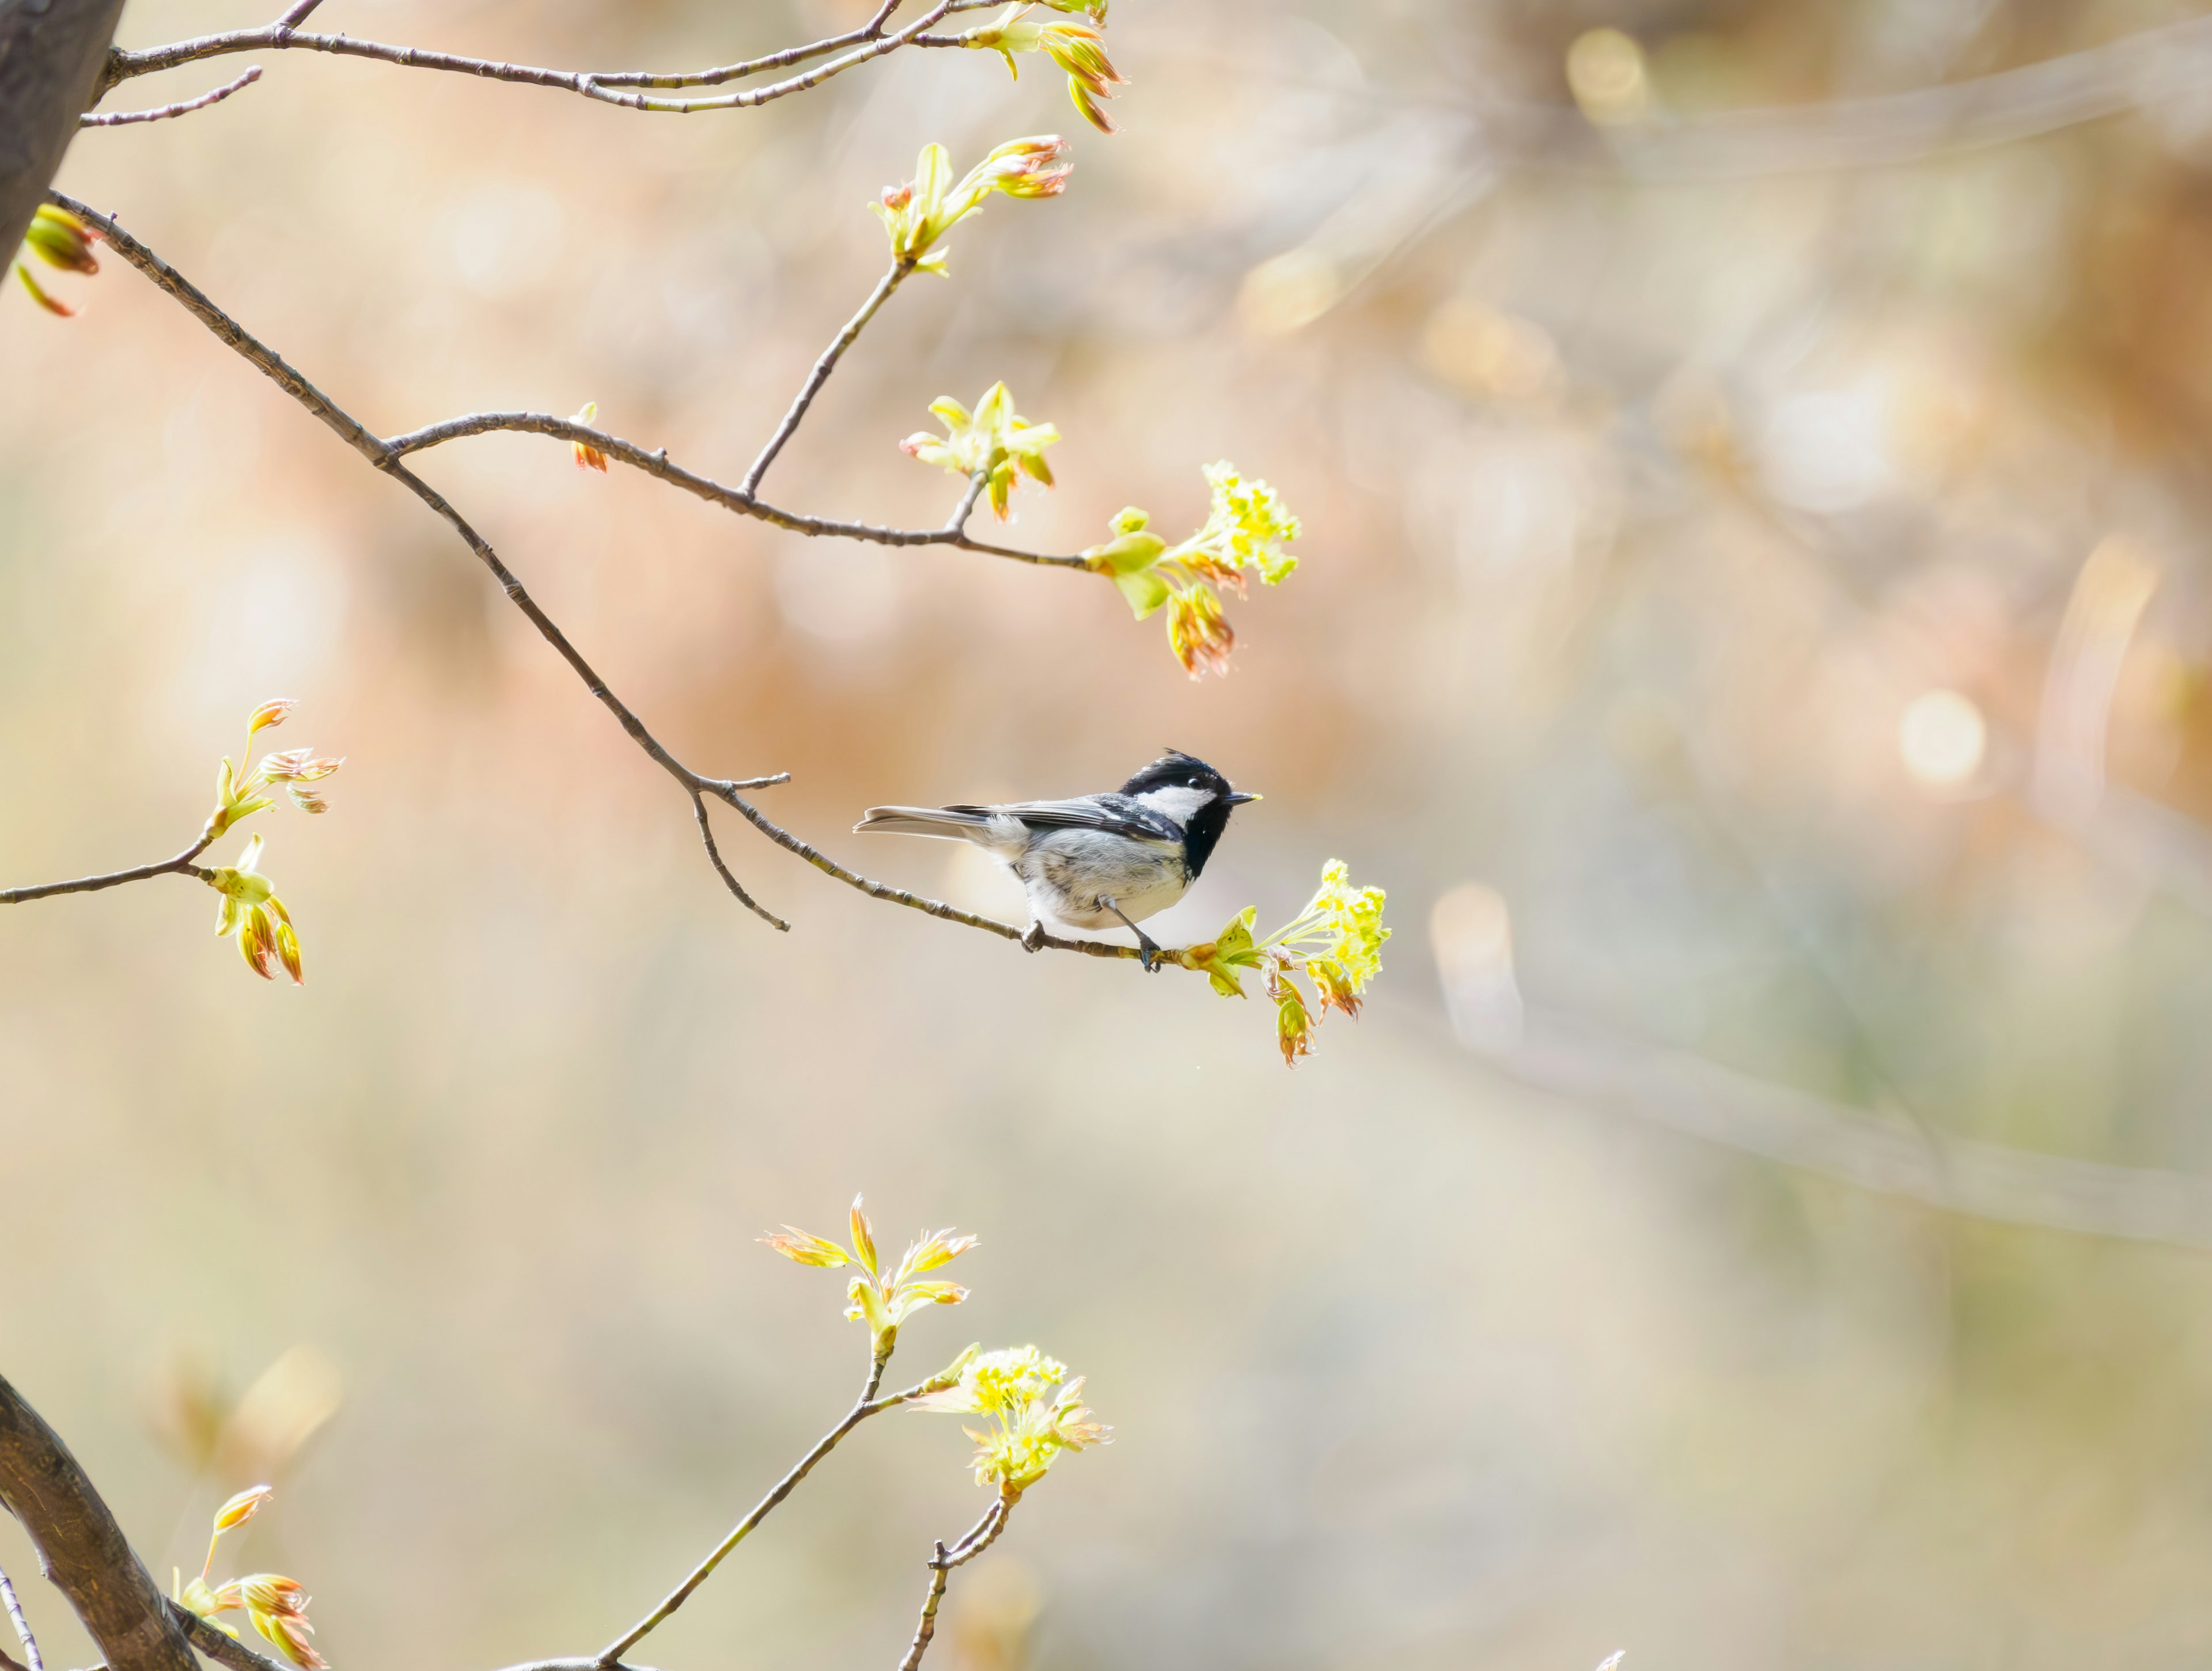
[598,1358,954,1665]
[81,67,261,127]
[896,1502,1014,1671]
[744,262,910,495]
[897,1560,951,1671]
[273,1,323,26]
[0,1563,42,1671]
[1,837,216,905]
[104,2,963,112]
[944,469,988,534]
[690,791,788,931]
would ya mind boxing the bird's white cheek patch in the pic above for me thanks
[1135,785,1214,825]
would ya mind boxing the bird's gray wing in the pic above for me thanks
[944,794,1180,844]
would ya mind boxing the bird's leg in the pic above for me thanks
[1021,920,1046,953]
[1099,897,1163,972]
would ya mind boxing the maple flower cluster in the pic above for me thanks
[173,1485,327,1670]
[14,204,99,316]
[901,381,1059,520]
[763,1198,1108,1496]
[872,137,1072,275]
[1085,464,1303,677]
[199,700,344,984]
[912,1346,1109,1499]
[1175,859,1391,1064]
[957,3,1127,133]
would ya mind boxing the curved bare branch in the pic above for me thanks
[100,1,992,111]
[47,191,1143,964]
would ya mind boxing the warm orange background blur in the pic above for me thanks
[12,1,2212,1666]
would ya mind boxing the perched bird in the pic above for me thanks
[855,750,1260,968]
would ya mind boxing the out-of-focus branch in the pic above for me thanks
[33,195,1141,961]
[101,1,994,110]
[0,1563,41,1671]
[0,1374,199,1671]
[378,414,1089,569]
[0,835,215,905]
[0,0,129,259]
[79,67,260,127]
[599,1362,965,1665]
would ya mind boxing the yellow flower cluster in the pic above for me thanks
[873,137,1073,275]
[761,1195,978,1361]
[1085,463,1303,677]
[1175,860,1390,1064]
[172,1486,327,1670]
[901,382,1060,520]
[911,1346,1109,1498]
[959,4,1127,134]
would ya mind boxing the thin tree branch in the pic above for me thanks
[705,782,1142,959]
[48,190,1143,962]
[745,263,910,495]
[102,2,978,111]
[0,1563,41,1671]
[80,68,260,127]
[172,1606,665,1671]
[377,414,1089,569]
[1,837,215,905]
[896,1502,1013,1671]
[598,1358,960,1666]
[273,1,323,26]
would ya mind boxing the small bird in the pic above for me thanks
[855,750,1260,968]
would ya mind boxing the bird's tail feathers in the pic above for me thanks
[853,805,994,838]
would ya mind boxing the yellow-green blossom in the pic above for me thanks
[206,835,304,984]
[1173,860,1388,1065]
[173,1487,326,1670]
[16,204,99,317]
[959,5,1127,133]
[911,1346,1109,1498]
[872,137,1072,274]
[1082,463,1301,677]
[761,1196,978,1360]
[900,381,1060,519]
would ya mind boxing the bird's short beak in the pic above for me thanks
[1227,790,1262,805]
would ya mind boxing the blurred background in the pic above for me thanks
[9,0,2212,1664]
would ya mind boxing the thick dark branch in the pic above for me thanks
[378,414,1089,569]
[50,191,1143,963]
[0,0,128,258]
[745,263,908,494]
[102,2,972,111]
[79,67,260,126]
[0,1374,198,1671]
[1,838,214,905]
